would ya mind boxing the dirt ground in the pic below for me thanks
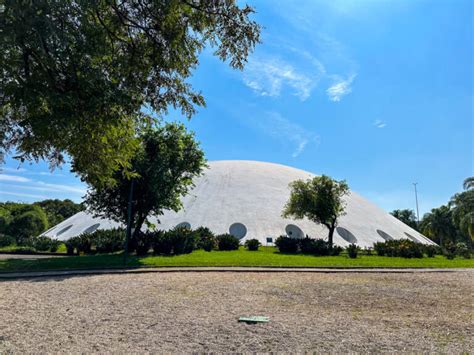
[1,271,472,353]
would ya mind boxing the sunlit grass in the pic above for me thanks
[1,246,472,273]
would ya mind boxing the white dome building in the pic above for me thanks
[42,160,435,248]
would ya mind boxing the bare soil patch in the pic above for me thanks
[1,271,472,353]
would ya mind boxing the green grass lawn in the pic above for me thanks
[1,247,473,273]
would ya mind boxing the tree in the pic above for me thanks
[420,205,457,246]
[0,1,260,185]
[390,209,418,230]
[34,199,84,227]
[6,205,49,244]
[85,122,205,242]
[463,177,474,190]
[282,175,349,248]
[450,189,474,242]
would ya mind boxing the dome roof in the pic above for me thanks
[43,160,434,247]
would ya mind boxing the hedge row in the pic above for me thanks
[64,226,248,255]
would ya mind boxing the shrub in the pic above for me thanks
[373,242,387,256]
[66,234,92,255]
[455,242,471,259]
[424,245,439,258]
[31,236,55,252]
[152,227,196,255]
[275,235,299,253]
[0,234,15,248]
[151,230,173,255]
[194,226,216,252]
[92,228,125,254]
[363,247,373,256]
[216,234,240,251]
[169,227,197,254]
[7,206,49,244]
[134,231,154,256]
[443,242,457,260]
[373,239,423,258]
[311,239,331,256]
[330,245,343,256]
[299,237,317,254]
[346,244,359,258]
[245,238,261,251]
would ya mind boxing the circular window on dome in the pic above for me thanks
[285,224,304,239]
[376,229,393,241]
[336,227,357,243]
[229,223,247,239]
[82,223,100,234]
[404,232,421,243]
[176,222,191,230]
[56,224,73,236]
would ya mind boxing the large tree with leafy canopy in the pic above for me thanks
[84,122,205,242]
[282,175,349,248]
[0,1,260,185]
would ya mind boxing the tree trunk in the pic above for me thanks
[328,225,335,249]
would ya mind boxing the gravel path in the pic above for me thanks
[1,271,472,353]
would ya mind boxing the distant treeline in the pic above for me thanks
[0,199,83,244]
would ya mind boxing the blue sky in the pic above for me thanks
[1,0,472,216]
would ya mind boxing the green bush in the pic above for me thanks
[66,234,92,255]
[216,234,240,251]
[134,231,154,256]
[244,238,261,251]
[373,239,423,258]
[299,237,317,254]
[151,227,196,255]
[346,244,359,258]
[455,242,471,259]
[194,226,216,251]
[275,235,299,253]
[31,236,57,252]
[311,239,331,256]
[0,234,15,248]
[424,245,440,258]
[443,242,457,260]
[331,245,343,256]
[7,206,49,244]
[91,228,125,253]
[151,230,173,255]
[363,247,373,256]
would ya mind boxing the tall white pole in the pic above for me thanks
[413,182,420,224]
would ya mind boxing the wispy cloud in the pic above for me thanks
[326,74,357,102]
[243,56,322,101]
[0,172,86,198]
[0,167,27,173]
[0,191,48,199]
[0,174,31,183]
[36,181,86,194]
[256,112,320,158]
[373,119,387,128]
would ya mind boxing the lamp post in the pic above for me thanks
[413,182,420,225]
[124,178,135,266]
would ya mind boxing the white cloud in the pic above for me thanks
[0,191,48,199]
[243,56,323,101]
[0,173,86,196]
[0,167,27,173]
[257,112,320,158]
[326,74,357,102]
[373,119,387,128]
[36,181,86,195]
[0,174,31,183]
